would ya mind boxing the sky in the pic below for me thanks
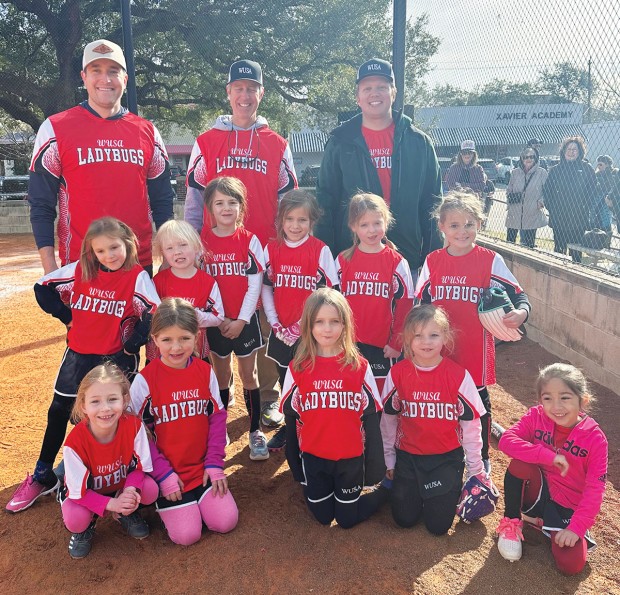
[407,0,620,93]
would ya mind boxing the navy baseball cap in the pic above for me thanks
[228,59,263,85]
[356,58,394,83]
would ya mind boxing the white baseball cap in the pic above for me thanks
[83,39,127,70]
[460,140,476,151]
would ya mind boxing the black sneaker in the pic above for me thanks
[118,511,150,539]
[68,520,96,559]
[267,425,287,451]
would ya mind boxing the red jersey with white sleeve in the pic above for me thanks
[201,226,265,321]
[499,405,608,539]
[361,123,394,205]
[35,261,159,355]
[29,107,170,267]
[281,355,382,460]
[186,117,297,246]
[337,246,414,351]
[262,235,338,327]
[130,357,225,493]
[416,245,530,386]
[380,358,485,474]
[149,267,224,359]
[64,414,152,499]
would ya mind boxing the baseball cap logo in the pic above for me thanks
[92,43,115,56]
[368,64,382,71]
[239,67,252,74]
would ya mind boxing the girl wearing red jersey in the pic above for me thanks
[130,298,238,546]
[262,190,338,451]
[149,219,224,362]
[281,288,387,528]
[7,218,159,514]
[200,177,268,461]
[381,305,491,536]
[336,193,414,394]
[416,191,531,475]
[496,364,607,574]
[57,363,158,558]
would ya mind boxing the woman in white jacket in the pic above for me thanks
[505,148,548,248]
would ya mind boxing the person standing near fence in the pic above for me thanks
[505,147,548,248]
[315,58,442,280]
[543,137,597,263]
[444,140,486,197]
[184,59,298,429]
[29,39,175,276]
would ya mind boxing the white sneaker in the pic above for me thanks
[249,430,269,461]
[496,517,524,562]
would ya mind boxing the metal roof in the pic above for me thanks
[289,131,329,153]
[426,125,586,147]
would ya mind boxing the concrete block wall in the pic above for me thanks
[481,239,620,392]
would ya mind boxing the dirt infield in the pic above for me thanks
[0,234,618,595]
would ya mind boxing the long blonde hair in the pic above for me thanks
[293,288,361,372]
[71,362,131,423]
[80,217,139,281]
[342,192,394,260]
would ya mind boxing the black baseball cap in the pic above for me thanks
[228,59,263,85]
[356,58,394,83]
[528,138,542,146]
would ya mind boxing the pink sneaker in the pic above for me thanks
[496,517,524,562]
[5,473,59,513]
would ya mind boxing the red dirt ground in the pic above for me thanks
[0,234,618,594]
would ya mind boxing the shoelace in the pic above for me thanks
[496,517,524,541]
[251,434,266,448]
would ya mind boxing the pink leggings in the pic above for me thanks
[508,460,588,575]
[62,475,159,533]
[158,488,238,546]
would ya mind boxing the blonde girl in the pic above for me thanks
[130,298,238,546]
[261,190,338,451]
[381,305,489,536]
[336,193,414,393]
[7,217,159,514]
[497,364,607,574]
[150,219,224,361]
[417,190,531,474]
[280,288,387,528]
[59,363,158,558]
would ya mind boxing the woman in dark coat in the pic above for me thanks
[543,137,597,263]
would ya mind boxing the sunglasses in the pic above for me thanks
[522,155,536,160]
[461,150,474,154]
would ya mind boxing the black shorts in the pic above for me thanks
[206,311,264,358]
[54,348,139,398]
[266,330,297,368]
[522,471,597,550]
[155,480,212,511]
[301,452,364,505]
[394,447,465,499]
[357,342,402,381]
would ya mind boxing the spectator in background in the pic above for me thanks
[543,137,597,263]
[505,147,548,248]
[445,141,486,196]
[594,155,615,242]
[527,138,547,170]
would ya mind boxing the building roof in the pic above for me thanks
[289,131,329,153]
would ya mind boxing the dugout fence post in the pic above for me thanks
[120,0,139,115]
[392,0,407,112]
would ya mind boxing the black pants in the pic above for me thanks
[507,228,536,248]
[553,226,583,263]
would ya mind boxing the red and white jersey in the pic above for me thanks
[37,262,159,355]
[416,245,525,386]
[149,267,223,359]
[263,236,338,327]
[64,414,152,498]
[187,120,297,245]
[281,355,382,461]
[337,246,414,350]
[201,226,265,320]
[361,123,394,205]
[381,358,485,457]
[130,358,223,492]
[30,107,169,267]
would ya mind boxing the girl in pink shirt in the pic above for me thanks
[496,364,608,575]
